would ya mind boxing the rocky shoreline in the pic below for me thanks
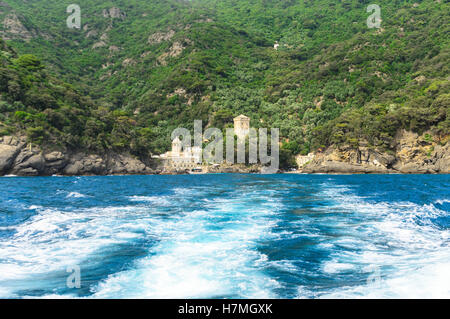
[0,136,262,176]
[0,136,155,176]
[298,130,449,174]
[1,131,448,176]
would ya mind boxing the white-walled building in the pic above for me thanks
[155,137,202,170]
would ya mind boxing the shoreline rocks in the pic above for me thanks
[0,136,155,176]
[299,130,449,174]
[0,131,448,176]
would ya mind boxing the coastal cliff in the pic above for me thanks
[1,130,448,176]
[0,136,154,176]
[299,130,449,174]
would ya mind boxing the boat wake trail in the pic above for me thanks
[93,184,283,298]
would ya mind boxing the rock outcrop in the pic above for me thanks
[0,136,26,174]
[391,130,449,174]
[301,130,449,174]
[157,41,186,66]
[1,12,35,41]
[0,136,154,176]
[148,30,175,44]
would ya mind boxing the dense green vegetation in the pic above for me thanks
[0,39,155,155]
[0,0,449,167]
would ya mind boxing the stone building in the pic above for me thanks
[155,137,202,171]
[155,114,251,171]
[233,114,250,139]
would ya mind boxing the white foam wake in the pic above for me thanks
[297,182,450,299]
[66,192,88,198]
[0,204,158,296]
[93,188,282,298]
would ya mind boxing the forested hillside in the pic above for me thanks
[0,0,449,168]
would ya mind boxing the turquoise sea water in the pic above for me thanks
[0,174,449,299]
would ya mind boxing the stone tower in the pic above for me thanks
[234,114,250,139]
[171,136,182,156]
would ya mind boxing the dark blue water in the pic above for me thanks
[0,174,449,298]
